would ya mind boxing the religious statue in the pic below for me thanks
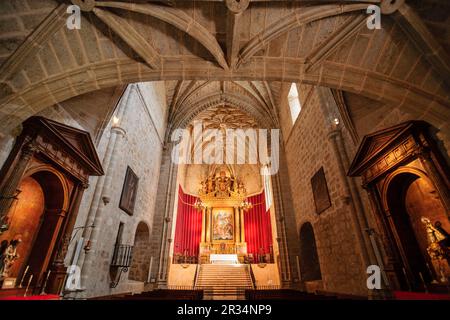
[216,171,231,193]
[421,217,448,258]
[207,177,214,193]
[201,181,208,194]
[237,182,246,195]
[434,221,450,249]
[0,238,21,280]
[421,217,450,283]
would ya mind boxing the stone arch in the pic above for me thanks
[381,168,449,290]
[128,221,151,282]
[170,92,275,134]
[1,1,449,137]
[380,166,433,212]
[0,165,70,287]
[2,58,448,137]
[299,222,322,282]
[24,164,71,212]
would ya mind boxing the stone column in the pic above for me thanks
[154,142,177,286]
[328,130,372,267]
[364,189,394,293]
[75,86,131,294]
[80,86,132,241]
[318,86,385,296]
[78,123,126,292]
[271,174,291,284]
[67,86,131,294]
[0,140,36,233]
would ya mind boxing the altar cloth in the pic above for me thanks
[209,254,239,264]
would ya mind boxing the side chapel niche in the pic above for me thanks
[0,117,103,296]
[349,121,450,292]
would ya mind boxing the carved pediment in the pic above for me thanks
[23,116,104,176]
[348,121,429,178]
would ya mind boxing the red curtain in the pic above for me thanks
[244,191,273,263]
[173,186,202,258]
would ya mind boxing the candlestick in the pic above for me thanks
[24,275,33,297]
[439,266,447,283]
[19,265,30,288]
[418,272,428,293]
[40,270,52,295]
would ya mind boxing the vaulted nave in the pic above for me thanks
[0,0,449,301]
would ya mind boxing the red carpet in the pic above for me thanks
[394,291,450,300]
[0,294,60,300]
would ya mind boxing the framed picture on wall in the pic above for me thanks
[119,166,139,215]
[311,167,331,214]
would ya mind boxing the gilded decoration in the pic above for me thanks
[196,166,251,263]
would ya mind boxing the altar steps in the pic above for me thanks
[195,264,254,300]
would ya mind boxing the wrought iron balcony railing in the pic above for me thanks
[111,244,133,268]
[110,244,133,288]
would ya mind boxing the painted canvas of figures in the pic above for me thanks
[119,166,139,215]
[212,209,234,241]
[311,167,331,214]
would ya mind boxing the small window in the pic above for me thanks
[288,83,301,124]
[262,166,273,212]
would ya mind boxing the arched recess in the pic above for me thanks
[381,168,450,291]
[299,222,322,282]
[129,221,151,282]
[0,165,69,288]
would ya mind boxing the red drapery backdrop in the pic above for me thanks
[173,186,202,260]
[244,191,274,263]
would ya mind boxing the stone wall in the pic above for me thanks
[0,82,167,298]
[280,84,369,296]
[64,82,167,298]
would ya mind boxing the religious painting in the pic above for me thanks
[119,166,139,215]
[311,167,331,214]
[212,208,234,242]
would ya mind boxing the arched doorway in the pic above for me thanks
[299,222,322,282]
[0,169,67,291]
[385,171,450,291]
[129,222,151,282]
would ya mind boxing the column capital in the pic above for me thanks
[327,128,341,141]
[111,125,126,136]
